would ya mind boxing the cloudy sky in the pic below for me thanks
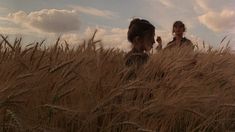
[0,0,234,51]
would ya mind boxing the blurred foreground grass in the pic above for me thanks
[0,34,235,132]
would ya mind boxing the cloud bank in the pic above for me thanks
[6,9,81,33]
[198,9,235,32]
[61,27,130,51]
[72,5,116,18]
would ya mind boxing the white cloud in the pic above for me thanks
[71,5,117,18]
[6,9,81,33]
[84,26,107,39]
[61,26,130,51]
[195,0,235,12]
[0,7,8,12]
[158,0,174,8]
[0,6,10,14]
[0,26,30,35]
[195,0,211,12]
[0,16,9,21]
[103,28,129,50]
[7,11,27,24]
[198,9,235,32]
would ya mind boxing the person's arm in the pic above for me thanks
[156,36,162,51]
[187,39,194,50]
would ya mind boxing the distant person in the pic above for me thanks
[125,18,155,67]
[156,21,194,51]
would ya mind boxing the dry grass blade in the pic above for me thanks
[36,50,46,69]
[0,34,15,51]
[42,104,76,113]
[64,40,69,51]
[226,40,230,49]
[16,73,33,79]
[39,39,46,47]
[203,41,205,49]
[220,36,228,45]
[183,108,207,119]
[6,109,23,131]
[6,89,30,101]
[220,104,235,108]
[49,59,74,73]
[112,121,154,132]
[30,42,39,62]
[113,121,141,129]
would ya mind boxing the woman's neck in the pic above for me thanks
[175,35,183,41]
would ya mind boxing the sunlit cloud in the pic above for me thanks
[0,7,7,11]
[195,0,211,12]
[61,26,130,51]
[0,6,9,13]
[5,9,81,33]
[71,5,117,18]
[198,9,235,32]
[158,0,174,8]
[0,26,31,35]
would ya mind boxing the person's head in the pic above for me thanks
[128,18,155,52]
[172,21,186,37]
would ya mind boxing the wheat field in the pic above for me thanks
[0,34,235,132]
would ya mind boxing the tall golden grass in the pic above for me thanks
[0,33,235,132]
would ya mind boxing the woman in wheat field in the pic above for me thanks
[156,20,194,51]
[125,18,155,67]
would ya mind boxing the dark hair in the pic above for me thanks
[127,18,155,43]
[172,21,186,33]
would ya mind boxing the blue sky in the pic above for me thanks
[0,0,234,51]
